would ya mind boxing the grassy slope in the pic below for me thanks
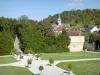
[0,56,17,64]
[41,52,100,60]
[0,66,33,75]
[56,60,100,75]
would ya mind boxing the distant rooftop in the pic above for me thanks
[68,28,83,36]
[55,24,70,32]
[85,25,100,32]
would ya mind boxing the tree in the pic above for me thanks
[27,58,32,67]
[24,48,34,54]
[18,15,29,22]
[39,65,44,74]
[89,32,100,51]
[49,58,54,66]
[68,64,72,74]
[62,29,70,46]
[68,64,72,70]
[0,30,14,55]
[85,32,91,42]
[55,29,70,52]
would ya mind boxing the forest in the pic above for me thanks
[46,9,100,28]
[0,9,100,55]
[0,15,70,55]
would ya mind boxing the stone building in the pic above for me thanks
[68,29,85,52]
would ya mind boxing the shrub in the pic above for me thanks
[39,65,44,74]
[27,58,32,67]
[66,47,70,52]
[49,58,54,66]
[68,64,72,71]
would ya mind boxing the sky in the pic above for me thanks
[0,0,100,21]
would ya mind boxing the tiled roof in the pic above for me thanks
[54,24,70,32]
[85,26,94,32]
[56,25,65,31]
[85,25,100,32]
[68,29,82,36]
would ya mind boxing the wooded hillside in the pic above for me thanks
[45,9,100,28]
[0,9,100,55]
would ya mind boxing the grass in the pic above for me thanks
[0,66,33,75]
[41,52,100,60]
[56,60,100,75]
[0,56,17,64]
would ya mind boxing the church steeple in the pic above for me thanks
[58,14,61,25]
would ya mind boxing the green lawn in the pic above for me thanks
[0,56,17,64]
[41,52,100,60]
[56,60,100,75]
[0,66,33,75]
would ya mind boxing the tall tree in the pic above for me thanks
[0,30,14,55]
[56,29,70,52]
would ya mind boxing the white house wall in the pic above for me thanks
[68,36,85,52]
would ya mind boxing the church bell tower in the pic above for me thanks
[58,14,61,25]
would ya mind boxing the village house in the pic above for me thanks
[68,29,85,52]
[85,25,100,33]
[84,25,100,51]
[52,14,85,52]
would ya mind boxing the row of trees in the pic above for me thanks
[0,15,70,55]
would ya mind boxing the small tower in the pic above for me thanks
[58,14,61,25]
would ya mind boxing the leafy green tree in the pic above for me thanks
[68,64,72,71]
[85,32,91,42]
[0,30,14,55]
[68,64,72,74]
[27,58,32,67]
[18,15,29,22]
[24,48,34,54]
[55,29,70,52]
[39,65,44,74]
[88,32,100,45]
[49,58,54,66]
[89,32,100,51]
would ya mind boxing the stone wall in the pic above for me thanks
[68,36,85,52]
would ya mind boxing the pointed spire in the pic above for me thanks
[58,14,61,25]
